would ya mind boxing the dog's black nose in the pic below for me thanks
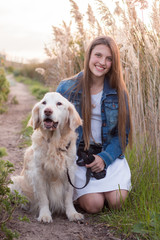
[44,108,53,116]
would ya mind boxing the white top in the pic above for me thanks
[90,91,102,144]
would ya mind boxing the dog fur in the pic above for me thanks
[9,92,83,223]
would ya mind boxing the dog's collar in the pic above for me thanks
[58,141,71,152]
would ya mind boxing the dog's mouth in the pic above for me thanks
[43,118,58,130]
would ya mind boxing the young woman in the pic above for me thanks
[56,36,132,213]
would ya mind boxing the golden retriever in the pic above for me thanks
[10,92,84,223]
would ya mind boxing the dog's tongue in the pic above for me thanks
[44,119,58,130]
[44,119,53,129]
[45,122,53,128]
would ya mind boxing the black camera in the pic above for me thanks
[76,142,106,180]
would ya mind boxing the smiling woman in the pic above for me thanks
[56,35,133,213]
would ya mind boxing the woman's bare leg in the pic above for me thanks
[77,190,128,213]
[104,190,128,209]
[78,193,105,213]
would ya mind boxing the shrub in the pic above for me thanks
[0,148,29,240]
[13,63,45,83]
[6,66,14,73]
[0,68,10,113]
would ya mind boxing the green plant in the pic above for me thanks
[19,115,33,148]
[100,141,160,240]
[0,148,7,158]
[13,62,44,82]
[10,96,19,105]
[6,66,14,73]
[0,68,10,114]
[0,148,29,240]
[30,86,49,99]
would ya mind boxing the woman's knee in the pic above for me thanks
[78,193,105,213]
[105,190,128,209]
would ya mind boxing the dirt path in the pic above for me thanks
[0,75,120,240]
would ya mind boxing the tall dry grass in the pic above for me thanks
[114,0,160,182]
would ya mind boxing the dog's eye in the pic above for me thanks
[57,102,62,106]
[42,101,46,105]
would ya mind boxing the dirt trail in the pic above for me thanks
[0,75,120,240]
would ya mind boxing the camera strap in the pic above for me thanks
[67,142,103,189]
[67,167,92,189]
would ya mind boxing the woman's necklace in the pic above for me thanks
[91,90,103,108]
[90,86,103,95]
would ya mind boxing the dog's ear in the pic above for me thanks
[28,103,40,130]
[68,104,82,131]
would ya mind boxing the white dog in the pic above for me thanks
[10,92,84,223]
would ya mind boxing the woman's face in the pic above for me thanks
[89,44,112,80]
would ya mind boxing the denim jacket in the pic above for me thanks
[56,71,130,168]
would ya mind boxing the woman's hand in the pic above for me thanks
[85,155,105,173]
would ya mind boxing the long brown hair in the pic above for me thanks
[75,36,132,151]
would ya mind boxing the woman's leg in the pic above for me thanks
[104,190,128,209]
[77,190,128,213]
[78,193,105,213]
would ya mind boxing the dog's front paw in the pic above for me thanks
[67,212,84,222]
[37,208,53,223]
[37,213,53,223]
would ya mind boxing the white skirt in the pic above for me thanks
[73,157,131,201]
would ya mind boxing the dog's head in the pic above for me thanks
[28,92,82,132]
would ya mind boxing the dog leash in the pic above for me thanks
[59,141,94,189]
[67,167,92,189]
[58,142,91,189]
[58,141,71,152]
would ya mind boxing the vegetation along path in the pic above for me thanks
[0,74,121,240]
